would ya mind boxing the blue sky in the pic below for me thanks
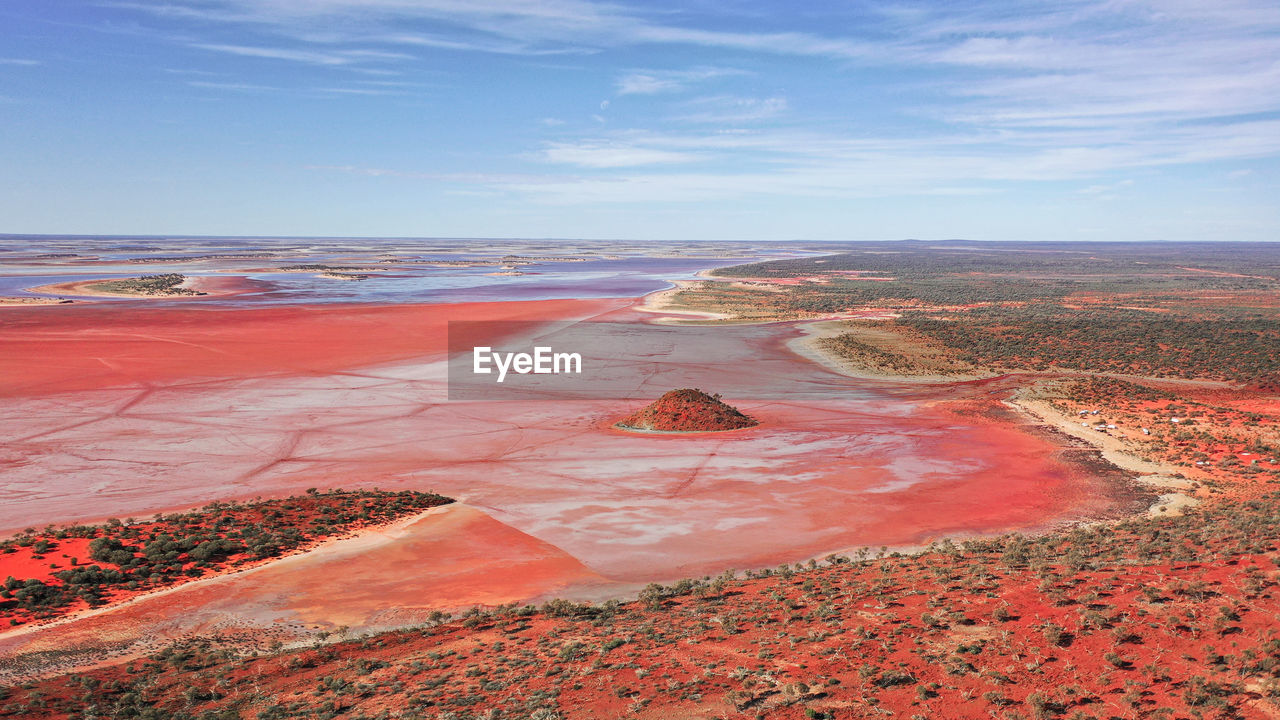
[1,1,1278,241]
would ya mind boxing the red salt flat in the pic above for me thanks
[0,298,627,397]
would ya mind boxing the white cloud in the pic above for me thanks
[1078,179,1134,195]
[117,0,883,60]
[191,43,413,65]
[187,80,279,91]
[315,86,403,95]
[0,58,41,66]
[123,0,1280,205]
[614,67,745,95]
[535,140,700,168]
[497,116,1280,203]
[674,96,788,124]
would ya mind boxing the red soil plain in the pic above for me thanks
[0,293,1184,704]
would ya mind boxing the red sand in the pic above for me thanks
[0,539,94,585]
[0,505,611,674]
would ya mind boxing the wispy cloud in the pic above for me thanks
[306,165,577,186]
[115,0,884,60]
[376,32,591,56]
[187,80,408,97]
[0,58,41,66]
[535,140,701,168]
[119,0,1280,205]
[1078,179,1134,195]
[191,43,413,66]
[187,80,278,92]
[314,86,403,96]
[673,95,788,125]
[615,67,744,95]
[511,114,1280,203]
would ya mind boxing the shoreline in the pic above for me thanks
[0,505,469,684]
[635,275,1197,523]
[791,323,1197,517]
[633,277,734,322]
[0,296,74,307]
[1004,386,1200,517]
[635,272,1200,521]
[0,504,455,646]
[786,318,995,384]
[22,275,232,300]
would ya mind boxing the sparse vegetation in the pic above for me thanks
[3,491,1278,718]
[83,274,203,296]
[0,490,452,626]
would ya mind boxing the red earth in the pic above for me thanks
[616,388,759,432]
[0,297,1151,679]
[4,492,1276,719]
[0,491,452,628]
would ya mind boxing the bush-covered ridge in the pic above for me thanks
[3,491,1278,719]
[0,489,452,627]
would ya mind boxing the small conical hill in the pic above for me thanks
[616,389,757,432]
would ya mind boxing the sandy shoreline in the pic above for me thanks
[0,296,74,307]
[0,505,454,647]
[787,316,1197,517]
[786,318,994,384]
[1004,386,1199,516]
[633,276,734,322]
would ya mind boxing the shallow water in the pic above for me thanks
[0,236,800,304]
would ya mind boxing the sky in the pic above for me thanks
[1,1,1278,242]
